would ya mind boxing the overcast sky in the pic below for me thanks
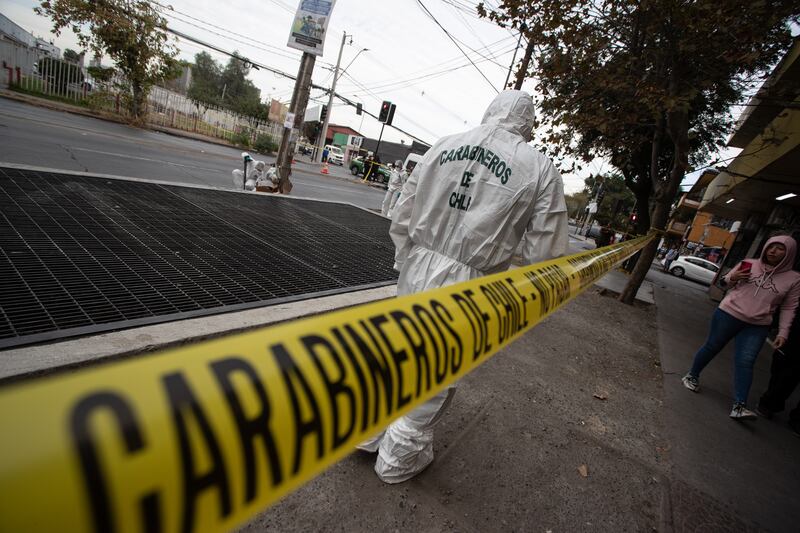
[4,0,753,193]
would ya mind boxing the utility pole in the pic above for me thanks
[503,24,526,90]
[316,31,349,163]
[514,37,535,90]
[275,52,316,193]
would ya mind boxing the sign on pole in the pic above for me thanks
[287,0,337,56]
[284,112,296,129]
[588,201,598,214]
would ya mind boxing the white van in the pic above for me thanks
[324,145,344,165]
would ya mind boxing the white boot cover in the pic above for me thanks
[374,387,455,483]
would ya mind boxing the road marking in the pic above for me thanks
[70,147,222,172]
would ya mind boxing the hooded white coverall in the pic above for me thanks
[232,155,262,191]
[381,165,407,217]
[365,90,568,483]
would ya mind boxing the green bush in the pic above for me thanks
[231,130,251,148]
[253,134,277,154]
[86,90,115,112]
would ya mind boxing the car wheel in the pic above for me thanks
[350,166,359,175]
[671,266,685,277]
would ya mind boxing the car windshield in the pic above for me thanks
[329,147,343,155]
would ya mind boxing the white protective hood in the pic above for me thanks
[480,90,536,142]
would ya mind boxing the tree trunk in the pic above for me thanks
[619,105,689,304]
[129,82,146,123]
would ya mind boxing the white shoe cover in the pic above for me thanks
[355,431,385,453]
[375,419,435,483]
[373,387,455,484]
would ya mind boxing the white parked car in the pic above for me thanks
[324,144,344,165]
[666,256,720,285]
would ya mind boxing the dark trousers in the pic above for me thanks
[759,350,800,422]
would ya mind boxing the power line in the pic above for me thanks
[416,0,500,93]
[336,35,516,91]
[167,27,433,145]
[160,10,301,63]
[337,43,518,93]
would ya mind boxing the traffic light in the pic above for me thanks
[356,102,362,115]
[320,104,328,123]
[386,103,397,126]
[378,100,392,122]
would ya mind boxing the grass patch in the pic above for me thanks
[9,83,90,108]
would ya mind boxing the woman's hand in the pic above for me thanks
[729,269,750,283]
[774,336,787,350]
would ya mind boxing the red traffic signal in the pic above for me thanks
[378,100,392,122]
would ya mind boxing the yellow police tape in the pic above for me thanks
[0,234,652,533]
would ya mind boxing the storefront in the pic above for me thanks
[699,40,800,298]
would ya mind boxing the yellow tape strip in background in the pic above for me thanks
[0,235,651,533]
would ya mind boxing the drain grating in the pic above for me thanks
[0,167,398,348]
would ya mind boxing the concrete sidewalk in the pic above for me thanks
[654,275,800,532]
[236,269,799,532]
[243,288,670,532]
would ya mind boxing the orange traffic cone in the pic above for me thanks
[320,162,330,175]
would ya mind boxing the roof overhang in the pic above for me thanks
[728,39,800,148]
[699,103,800,218]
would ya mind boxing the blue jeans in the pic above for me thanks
[689,308,769,404]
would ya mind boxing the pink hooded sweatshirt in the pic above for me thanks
[720,235,800,339]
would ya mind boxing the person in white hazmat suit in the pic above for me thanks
[358,90,569,483]
[231,152,264,191]
[380,160,407,217]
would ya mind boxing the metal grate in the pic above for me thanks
[0,167,398,348]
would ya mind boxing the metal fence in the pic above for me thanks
[1,41,284,149]
[147,86,283,146]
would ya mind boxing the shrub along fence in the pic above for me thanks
[2,42,282,152]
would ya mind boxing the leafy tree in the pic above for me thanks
[581,174,636,229]
[62,48,80,63]
[480,0,797,303]
[187,51,222,111]
[220,55,265,118]
[564,191,587,219]
[187,52,267,119]
[36,0,180,121]
[87,65,115,83]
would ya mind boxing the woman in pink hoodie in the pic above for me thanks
[682,235,800,419]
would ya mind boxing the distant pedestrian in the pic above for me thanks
[757,312,800,436]
[663,247,678,271]
[322,147,329,163]
[681,236,800,420]
[381,160,407,217]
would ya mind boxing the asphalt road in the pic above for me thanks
[0,98,386,210]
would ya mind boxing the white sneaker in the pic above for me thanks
[730,403,757,420]
[682,374,700,392]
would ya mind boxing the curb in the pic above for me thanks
[1,88,129,125]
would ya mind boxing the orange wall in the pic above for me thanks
[686,211,736,248]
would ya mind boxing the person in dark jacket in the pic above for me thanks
[758,312,800,436]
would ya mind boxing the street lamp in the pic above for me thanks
[340,47,368,78]
[315,33,368,162]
